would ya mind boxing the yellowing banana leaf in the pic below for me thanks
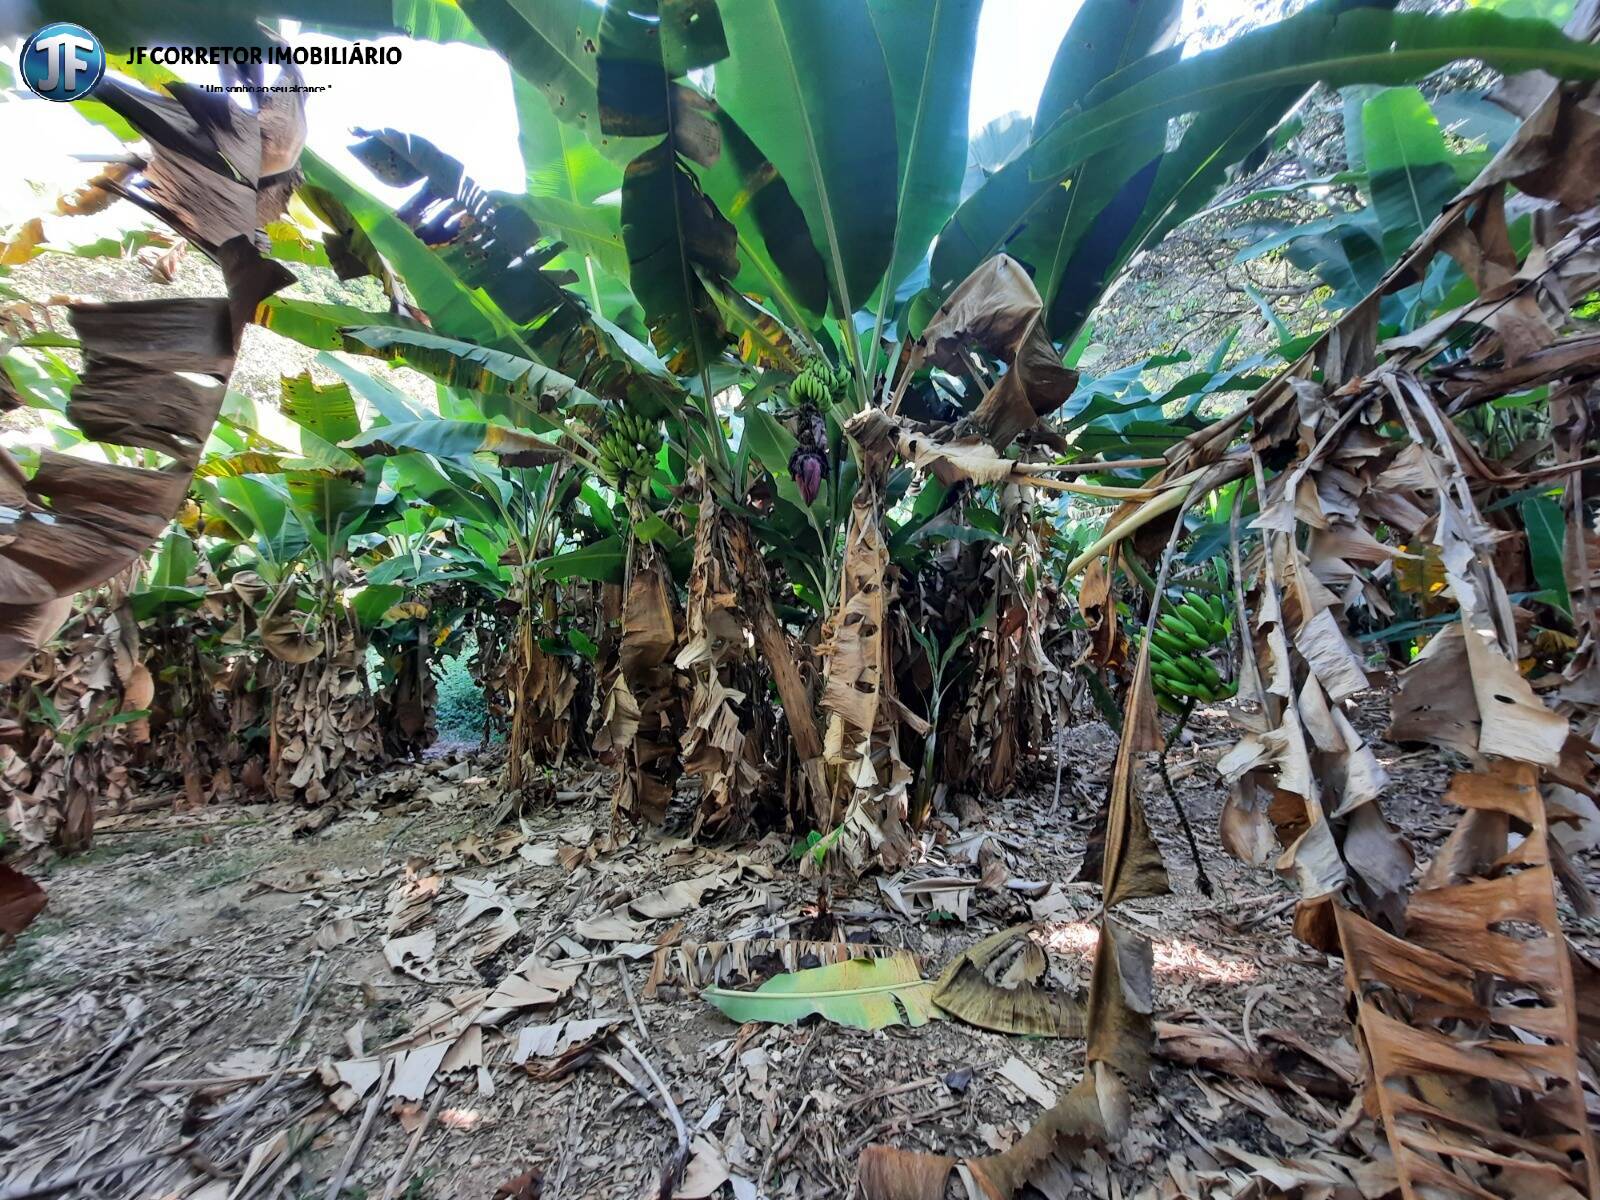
[932,926,1085,1037]
[193,451,291,479]
[702,951,936,1031]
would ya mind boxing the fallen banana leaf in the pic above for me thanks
[859,1072,1110,1199]
[932,925,1085,1037]
[702,951,936,1030]
[1154,1018,1356,1100]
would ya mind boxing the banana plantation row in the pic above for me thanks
[3,0,1600,1195]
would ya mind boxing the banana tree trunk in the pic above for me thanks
[379,623,435,761]
[814,416,918,872]
[266,596,381,806]
[601,537,684,827]
[505,578,578,794]
[679,497,763,835]
[148,616,225,808]
[944,487,1060,798]
[0,598,149,855]
[724,514,829,829]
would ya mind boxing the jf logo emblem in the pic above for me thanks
[19,22,106,102]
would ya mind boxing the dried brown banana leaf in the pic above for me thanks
[645,936,901,997]
[912,254,1078,448]
[0,73,301,681]
[1338,761,1599,1199]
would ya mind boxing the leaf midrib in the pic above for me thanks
[760,0,853,316]
[1371,99,1431,245]
[507,0,598,96]
[888,0,947,258]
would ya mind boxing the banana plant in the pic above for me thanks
[1229,83,1508,319]
[29,0,1600,836]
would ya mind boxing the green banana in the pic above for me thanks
[1204,593,1230,629]
[790,357,849,409]
[597,411,664,496]
[1160,675,1205,700]
[1132,586,1242,708]
[1151,628,1190,658]
[1160,614,1211,653]
[1177,600,1221,640]
[1156,693,1187,716]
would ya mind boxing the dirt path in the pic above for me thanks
[4,707,1584,1200]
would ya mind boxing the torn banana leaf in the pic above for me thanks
[0,72,299,670]
[1336,762,1600,1198]
[703,951,937,1030]
[646,936,901,997]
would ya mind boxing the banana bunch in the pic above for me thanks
[1136,591,1236,714]
[597,411,662,495]
[790,357,848,409]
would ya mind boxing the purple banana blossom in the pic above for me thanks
[788,448,826,505]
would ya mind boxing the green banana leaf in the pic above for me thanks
[865,0,982,297]
[460,0,638,161]
[317,354,426,426]
[340,326,598,420]
[597,0,739,371]
[522,193,631,283]
[351,583,407,629]
[205,475,308,573]
[1030,7,1600,180]
[255,298,413,353]
[1522,494,1572,617]
[535,535,628,585]
[1362,86,1458,258]
[515,76,639,319]
[300,148,530,355]
[717,0,901,317]
[129,531,206,620]
[692,104,831,325]
[280,372,362,448]
[146,530,197,589]
[702,952,937,1030]
[617,138,738,371]
[486,0,819,341]
[286,462,383,552]
[929,0,1182,337]
[345,419,564,463]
